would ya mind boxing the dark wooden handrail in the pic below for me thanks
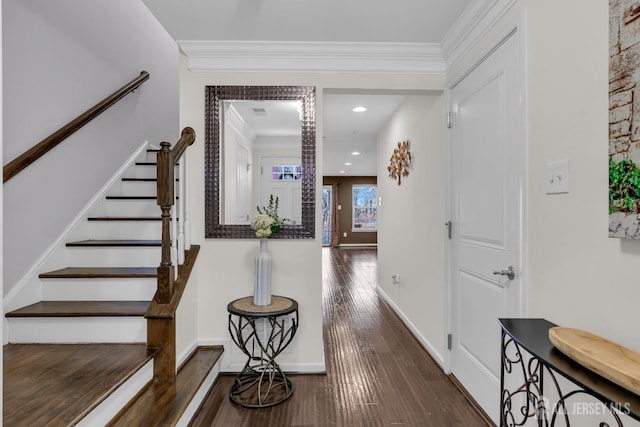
[155,127,196,304]
[3,70,150,183]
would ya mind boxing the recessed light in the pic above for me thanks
[352,106,367,112]
[351,151,361,156]
[344,162,352,166]
[339,170,346,174]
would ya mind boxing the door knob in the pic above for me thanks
[493,266,515,280]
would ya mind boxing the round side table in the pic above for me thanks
[227,295,299,408]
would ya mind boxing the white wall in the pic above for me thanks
[179,57,445,370]
[376,94,446,362]
[449,0,640,360]
[2,0,179,293]
[522,0,640,350]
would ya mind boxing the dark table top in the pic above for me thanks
[500,318,640,421]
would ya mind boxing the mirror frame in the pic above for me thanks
[205,85,316,239]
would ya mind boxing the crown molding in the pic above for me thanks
[441,0,518,70]
[225,104,256,143]
[178,41,446,74]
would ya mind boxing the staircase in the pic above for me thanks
[4,146,222,426]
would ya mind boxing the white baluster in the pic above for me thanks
[183,154,191,250]
[177,156,186,265]
[171,203,178,280]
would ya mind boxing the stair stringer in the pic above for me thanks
[3,140,150,344]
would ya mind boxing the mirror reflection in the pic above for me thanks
[221,99,302,225]
[205,85,316,239]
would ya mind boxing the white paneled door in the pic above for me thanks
[449,30,524,424]
[236,143,250,224]
[260,156,302,224]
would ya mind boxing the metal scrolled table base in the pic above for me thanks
[227,296,299,408]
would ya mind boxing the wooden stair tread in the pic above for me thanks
[3,343,156,426]
[122,177,158,182]
[135,162,178,166]
[106,195,156,200]
[105,196,178,200]
[87,216,162,221]
[66,239,161,247]
[122,178,178,182]
[39,266,157,278]
[109,346,224,426]
[5,301,150,317]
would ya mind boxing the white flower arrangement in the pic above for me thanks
[250,195,286,238]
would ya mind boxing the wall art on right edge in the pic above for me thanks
[609,0,640,238]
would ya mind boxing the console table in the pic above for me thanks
[227,296,298,408]
[500,318,640,426]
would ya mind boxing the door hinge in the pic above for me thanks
[445,221,452,239]
[447,333,452,350]
[447,112,453,129]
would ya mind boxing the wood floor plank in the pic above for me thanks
[189,247,491,427]
[3,343,155,426]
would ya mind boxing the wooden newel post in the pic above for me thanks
[157,141,175,304]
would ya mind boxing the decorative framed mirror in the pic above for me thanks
[205,85,316,239]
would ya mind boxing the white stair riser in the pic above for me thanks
[144,151,160,163]
[8,317,146,343]
[119,181,157,196]
[127,165,178,179]
[66,247,161,267]
[42,278,157,301]
[91,200,160,217]
[128,165,157,179]
[86,222,163,240]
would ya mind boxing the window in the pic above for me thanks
[271,165,302,181]
[352,185,377,231]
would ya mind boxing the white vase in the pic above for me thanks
[253,238,272,306]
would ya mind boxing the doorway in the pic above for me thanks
[448,27,525,423]
[322,185,332,246]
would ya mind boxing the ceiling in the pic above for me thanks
[142,0,472,44]
[142,0,474,176]
[322,91,407,176]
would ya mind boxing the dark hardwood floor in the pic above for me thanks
[3,343,155,426]
[190,247,490,426]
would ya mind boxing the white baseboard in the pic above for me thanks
[199,337,326,374]
[376,285,444,369]
[223,362,326,374]
[337,243,378,247]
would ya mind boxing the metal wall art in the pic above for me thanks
[387,140,412,185]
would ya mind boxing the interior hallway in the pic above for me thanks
[190,247,489,426]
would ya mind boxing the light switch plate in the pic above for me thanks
[546,160,569,194]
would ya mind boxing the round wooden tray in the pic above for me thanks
[549,326,640,395]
